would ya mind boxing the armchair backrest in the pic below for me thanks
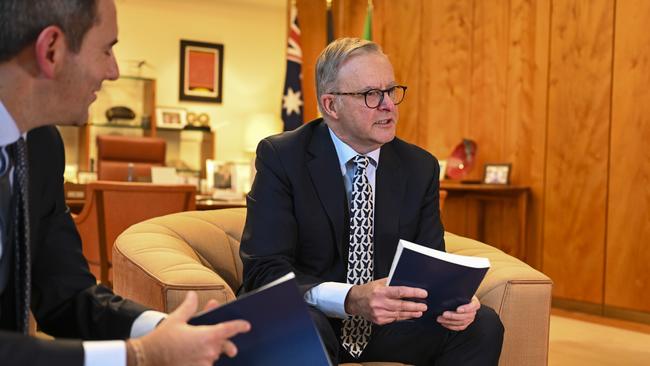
[97,134,166,181]
[74,181,196,286]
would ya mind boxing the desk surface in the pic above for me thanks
[65,183,246,214]
[440,181,529,192]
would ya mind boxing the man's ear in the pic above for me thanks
[320,94,339,120]
[34,26,67,79]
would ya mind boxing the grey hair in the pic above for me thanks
[315,37,384,113]
[0,0,99,62]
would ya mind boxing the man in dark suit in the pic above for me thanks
[240,37,504,365]
[0,0,249,365]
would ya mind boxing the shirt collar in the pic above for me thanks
[327,126,380,175]
[0,100,21,146]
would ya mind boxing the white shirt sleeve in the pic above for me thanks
[83,340,126,366]
[82,310,167,366]
[304,282,354,318]
[129,310,167,338]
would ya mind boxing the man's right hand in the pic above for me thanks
[344,278,428,325]
[129,291,251,366]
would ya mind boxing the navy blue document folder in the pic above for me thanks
[387,239,490,320]
[189,273,331,366]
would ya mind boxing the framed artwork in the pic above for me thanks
[156,107,187,129]
[179,39,224,103]
[483,163,512,185]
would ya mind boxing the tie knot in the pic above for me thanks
[352,155,371,171]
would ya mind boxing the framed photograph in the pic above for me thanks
[179,39,224,103]
[438,159,447,181]
[483,163,512,185]
[156,107,187,129]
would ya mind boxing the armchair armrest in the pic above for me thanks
[112,210,247,313]
[445,232,552,366]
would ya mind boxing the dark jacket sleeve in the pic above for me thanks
[239,138,326,294]
[412,155,445,252]
[0,332,84,366]
[27,126,147,340]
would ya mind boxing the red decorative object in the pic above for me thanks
[446,139,477,180]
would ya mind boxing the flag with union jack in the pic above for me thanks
[281,2,303,131]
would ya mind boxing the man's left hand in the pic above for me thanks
[436,295,480,331]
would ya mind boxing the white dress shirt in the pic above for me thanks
[0,100,166,366]
[303,127,380,318]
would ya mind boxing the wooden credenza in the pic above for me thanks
[440,181,530,261]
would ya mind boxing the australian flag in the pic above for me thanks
[282,3,303,131]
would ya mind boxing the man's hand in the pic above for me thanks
[344,278,428,325]
[436,295,480,331]
[131,291,251,366]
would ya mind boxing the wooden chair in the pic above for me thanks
[73,181,196,286]
[96,135,166,181]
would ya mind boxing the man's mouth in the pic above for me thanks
[375,118,393,125]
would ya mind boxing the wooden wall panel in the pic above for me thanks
[296,0,327,122]
[543,0,614,303]
[605,0,650,313]
[468,0,509,179]
[332,0,367,39]
[419,0,474,158]
[373,0,422,146]
[468,0,513,254]
[502,0,551,267]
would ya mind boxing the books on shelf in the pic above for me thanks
[189,272,331,366]
[387,239,490,319]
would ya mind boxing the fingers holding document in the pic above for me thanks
[436,295,480,331]
[128,291,251,366]
[345,278,428,325]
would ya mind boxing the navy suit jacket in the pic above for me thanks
[0,126,147,365]
[240,119,445,297]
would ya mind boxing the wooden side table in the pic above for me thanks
[440,181,530,260]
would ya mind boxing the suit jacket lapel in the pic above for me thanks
[374,142,405,275]
[307,121,346,257]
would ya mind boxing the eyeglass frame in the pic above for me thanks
[328,85,408,109]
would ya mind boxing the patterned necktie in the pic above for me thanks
[341,155,374,358]
[9,138,31,334]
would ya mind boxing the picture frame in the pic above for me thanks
[483,163,512,185]
[156,107,187,129]
[179,39,224,103]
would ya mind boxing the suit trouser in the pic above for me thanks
[309,305,504,366]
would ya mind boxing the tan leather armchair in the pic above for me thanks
[113,209,552,366]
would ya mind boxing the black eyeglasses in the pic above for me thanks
[329,85,407,109]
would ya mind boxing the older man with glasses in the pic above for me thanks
[239,37,504,365]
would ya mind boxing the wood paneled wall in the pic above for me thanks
[606,0,650,313]
[295,0,650,315]
[544,0,613,304]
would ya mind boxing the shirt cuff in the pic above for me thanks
[304,282,353,318]
[83,340,125,366]
[130,310,167,338]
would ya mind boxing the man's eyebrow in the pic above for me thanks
[362,82,398,90]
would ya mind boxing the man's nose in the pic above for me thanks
[378,91,395,111]
[106,54,119,81]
